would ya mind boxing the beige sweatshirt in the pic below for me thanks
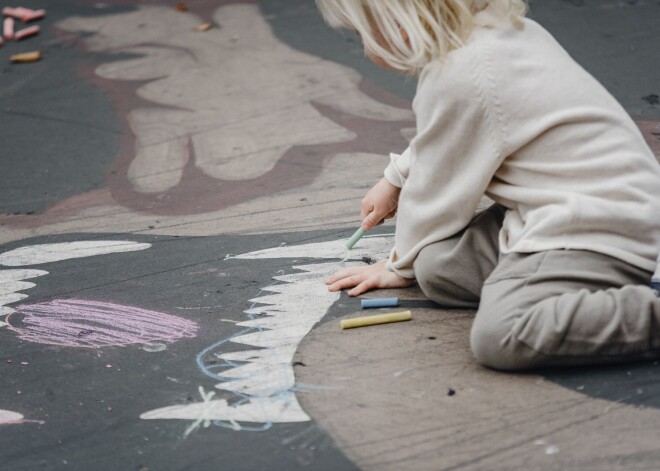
[385,9,660,279]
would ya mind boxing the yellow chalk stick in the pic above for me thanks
[10,51,41,63]
[340,310,412,330]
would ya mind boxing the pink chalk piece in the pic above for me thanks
[7,299,199,348]
[22,9,46,23]
[12,7,33,15]
[4,17,15,41]
[3,7,45,22]
[1,7,19,18]
[14,24,39,41]
[0,36,4,47]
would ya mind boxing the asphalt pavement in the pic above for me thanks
[1,1,659,470]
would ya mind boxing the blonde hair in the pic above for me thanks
[316,0,527,73]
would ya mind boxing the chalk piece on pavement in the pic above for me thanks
[361,297,399,309]
[346,227,365,250]
[4,7,45,22]
[10,51,41,63]
[195,22,213,32]
[10,7,34,17]
[15,25,40,40]
[22,9,46,23]
[2,7,22,20]
[340,310,412,330]
[4,17,15,41]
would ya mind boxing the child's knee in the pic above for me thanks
[414,244,480,308]
[470,319,511,370]
[413,246,450,299]
[470,314,544,371]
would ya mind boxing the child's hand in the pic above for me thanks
[325,260,415,296]
[360,178,401,231]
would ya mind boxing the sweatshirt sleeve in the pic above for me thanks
[387,42,507,279]
[383,147,411,188]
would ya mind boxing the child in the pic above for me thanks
[318,0,660,370]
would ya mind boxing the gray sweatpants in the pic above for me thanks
[413,204,660,371]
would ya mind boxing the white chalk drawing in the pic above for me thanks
[0,409,24,425]
[1,241,195,350]
[0,240,157,423]
[0,241,151,321]
[56,3,412,194]
[0,241,151,266]
[141,235,393,433]
[0,409,44,426]
[0,269,48,319]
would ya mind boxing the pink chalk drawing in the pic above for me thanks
[6,299,198,348]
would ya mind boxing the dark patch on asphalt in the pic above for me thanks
[643,94,659,106]
[258,0,417,101]
[0,0,135,215]
[542,360,660,409]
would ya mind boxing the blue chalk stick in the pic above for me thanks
[361,297,399,309]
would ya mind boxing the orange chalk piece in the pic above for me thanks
[15,25,39,40]
[10,50,41,63]
[195,22,213,32]
[175,3,188,12]
[4,17,15,41]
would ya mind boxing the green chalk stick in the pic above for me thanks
[346,228,365,250]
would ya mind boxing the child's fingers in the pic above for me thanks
[324,273,342,285]
[327,274,364,292]
[347,279,377,296]
[360,204,373,221]
[325,262,389,292]
[324,266,364,285]
[385,208,397,219]
[361,212,380,231]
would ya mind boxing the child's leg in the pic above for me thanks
[470,250,660,370]
[413,204,505,308]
